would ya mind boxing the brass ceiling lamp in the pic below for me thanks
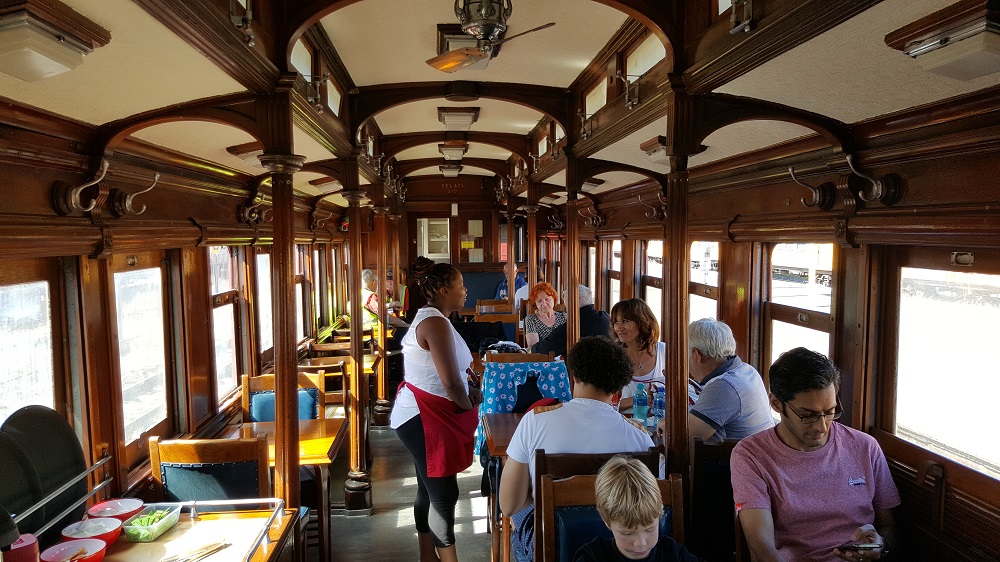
[454,0,512,41]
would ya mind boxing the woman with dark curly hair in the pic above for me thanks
[498,336,654,562]
[611,298,666,413]
[391,258,482,562]
[523,282,566,348]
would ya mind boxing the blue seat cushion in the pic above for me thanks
[249,387,319,422]
[161,460,262,503]
[553,505,673,562]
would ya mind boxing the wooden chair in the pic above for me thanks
[475,298,518,325]
[298,360,346,405]
[148,435,270,502]
[532,448,661,562]
[689,437,740,561]
[536,472,685,562]
[477,298,513,313]
[486,351,555,363]
[241,373,326,422]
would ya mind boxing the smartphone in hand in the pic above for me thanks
[836,542,880,551]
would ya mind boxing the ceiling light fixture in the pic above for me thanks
[640,135,670,167]
[440,164,463,177]
[438,142,468,161]
[226,141,264,168]
[0,1,110,82]
[455,0,512,41]
[438,107,480,131]
[886,1,1000,81]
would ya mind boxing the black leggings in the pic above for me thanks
[395,415,460,547]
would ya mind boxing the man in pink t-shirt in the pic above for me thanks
[731,348,900,562]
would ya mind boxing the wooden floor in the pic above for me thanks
[316,427,493,562]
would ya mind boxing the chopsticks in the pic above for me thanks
[161,541,230,562]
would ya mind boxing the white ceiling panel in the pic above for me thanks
[374,98,542,136]
[689,121,816,168]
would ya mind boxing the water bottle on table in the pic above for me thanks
[632,383,649,427]
[653,385,666,430]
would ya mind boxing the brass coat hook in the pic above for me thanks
[111,172,159,216]
[53,159,109,215]
[637,193,665,220]
[578,206,605,228]
[788,166,834,210]
[846,154,902,206]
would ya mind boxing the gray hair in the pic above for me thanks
[688,318,736,359]
[362,269,377,285]
[578,284,594,307]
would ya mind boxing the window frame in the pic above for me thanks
[208,245,246,405]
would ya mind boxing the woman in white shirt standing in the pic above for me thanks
[391,259,481,562]
[611,298,666,413]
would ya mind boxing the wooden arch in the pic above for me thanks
[396,158,508,179]
[534,158,665,199]
[282,0,678,74]
[381,132,532,164]
[691,93,855,156]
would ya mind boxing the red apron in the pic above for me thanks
[403,382,478,477]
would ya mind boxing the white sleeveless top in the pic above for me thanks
[390,306,474,429]
[621,341,667,400]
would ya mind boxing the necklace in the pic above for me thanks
[629,348,646,372]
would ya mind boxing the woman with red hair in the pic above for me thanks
[523,282,566,348]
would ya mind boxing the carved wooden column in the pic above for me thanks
[258,152,305,508]
[372,204,391,427]
[524,201,539,289]
[343,156,373,513]
[563,155,581,351]
[663,88,694,477]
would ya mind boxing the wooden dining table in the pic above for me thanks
[482,412,524,562]
[224,417,348,562]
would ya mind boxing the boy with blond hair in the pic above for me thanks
[575,456,704,562]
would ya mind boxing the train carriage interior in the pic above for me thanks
[2,0,1000,560]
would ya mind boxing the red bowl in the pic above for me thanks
[41,538,106,562]
[87,498,143,521]
[61,517,122,545]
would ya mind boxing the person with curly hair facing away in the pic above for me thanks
[500,336,654,562]
[523,282,566,348]
[575,456,704,562]
[391,259,483,562]
[611,298,666,414]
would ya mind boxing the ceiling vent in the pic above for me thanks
[886,0,1000,80]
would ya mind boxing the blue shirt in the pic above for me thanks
[496,273,527,299]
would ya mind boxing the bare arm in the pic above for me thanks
[525,332,539,348]
[688,412,718,441]
[739,508,786,562]
[498,458,532,516]
[416,315,473,410]
[833,510,896,561]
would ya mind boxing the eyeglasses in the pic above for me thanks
[782,400,842,425]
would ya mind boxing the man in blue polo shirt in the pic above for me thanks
[687,318,773,443]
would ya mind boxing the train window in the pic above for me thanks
[313,248,323,328]
[895,267,1000,479]
[765,243,834,369]
[643,241,664,326]
[689,241,719,321]
[325,78,342,117]
[111,263,170,449]
[626,33,665,78]
[716,0,733,16]
[611,240,622,270]
[588,245,597,296]
[585,77,606,116]
[209,246,240,400]
[291,39,311,78]
[0,279,56,424]
[539,136,549,157]
[256,251,273,354]
[332,244,345,318]
[609,240,622,306]
[295,244,307,342]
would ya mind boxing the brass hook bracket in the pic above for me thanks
[111,172,159,217]
[637,193,666,220]
[578,205,606,228]
[846,154,902,206]
[53,159,109,215]
[788,166,835,210]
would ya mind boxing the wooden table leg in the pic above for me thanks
[319,465,331,562]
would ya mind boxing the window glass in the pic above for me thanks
[538,136,549,156]
[114,268,167,445]
[611,240,622,271]
[627,34,666,78]
[588,246,597,295]
[291,40,311,78]
[645,285,662,328]
[718,0,733,14]
[769,320,830,364]
[689,294,717,322]
[209,246,235,293]
[256,253,273,352]
[313,248,323,326]
[585,79,607,116]
[325,79,342,116]
[212,304,238,398]
[770,243,833,313]
[896,267,1000,479]
[691,241,719,287]
[646,241,663,278]
[0,280,55,424]
[295,283,305,342]
[610,278,621,306]
[555,125,565,142]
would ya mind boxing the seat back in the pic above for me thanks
[242,373,326,422]
[477,298,513,313]
[689,437,740,561]
[148,435,270,502]
[537,472,685,562]
[475,361,572,455]
[486,351,554,363]
[534,448,663,562]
